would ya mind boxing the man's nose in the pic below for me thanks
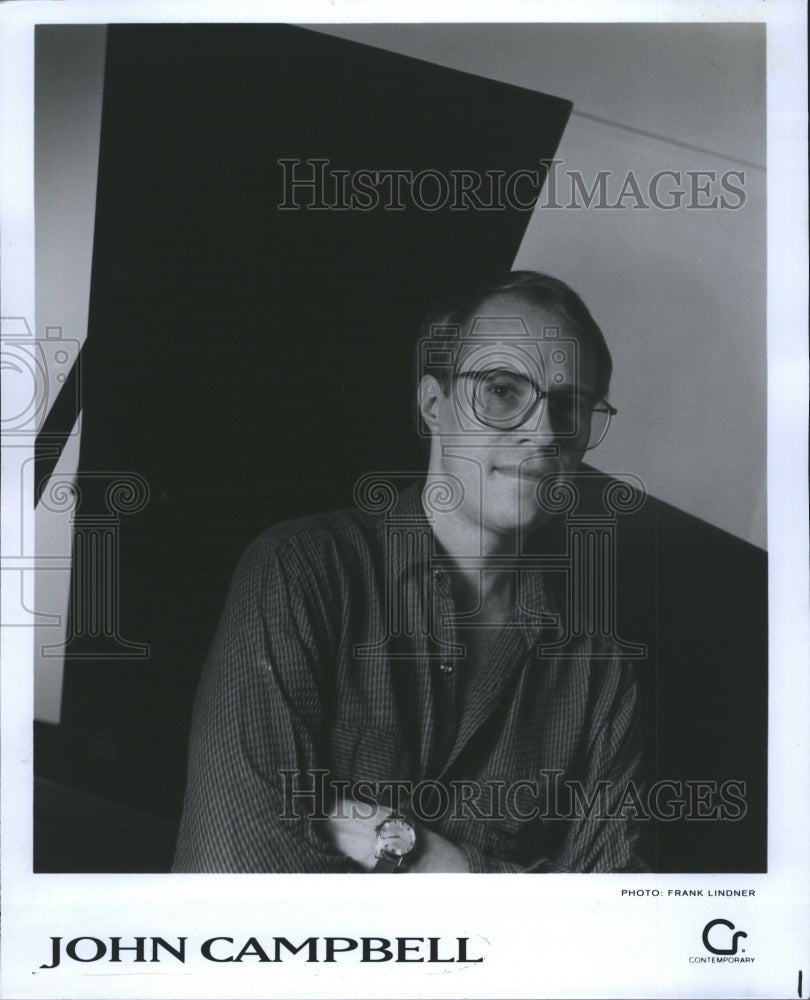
[517,397,560,449]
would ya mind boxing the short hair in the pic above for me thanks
[415,270,613,400]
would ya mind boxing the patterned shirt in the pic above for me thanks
[173,482,648,873]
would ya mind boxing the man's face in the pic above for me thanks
[420,291,600,539]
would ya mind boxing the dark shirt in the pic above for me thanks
[173,482,648,873]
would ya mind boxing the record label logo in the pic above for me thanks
[702,919,748,956]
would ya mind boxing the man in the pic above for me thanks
[173,271,648,873]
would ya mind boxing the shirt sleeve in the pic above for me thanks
[172,534,359,873]
[456,674,650,874]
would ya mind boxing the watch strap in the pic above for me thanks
[373,853,405,873]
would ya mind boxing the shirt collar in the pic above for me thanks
[373,479,436,579]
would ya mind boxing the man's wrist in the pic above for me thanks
[372,811,418,872]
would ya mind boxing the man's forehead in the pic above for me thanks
[452,291,597,390]
[460,291,570,338]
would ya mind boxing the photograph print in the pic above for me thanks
[27,20,769,881]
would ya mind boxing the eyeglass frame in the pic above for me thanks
[452,368,617,450]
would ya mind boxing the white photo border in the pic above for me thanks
[1,2,807,999]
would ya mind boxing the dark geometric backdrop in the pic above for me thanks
[34,23,571,864]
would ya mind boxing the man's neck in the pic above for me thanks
[422,487,523,611]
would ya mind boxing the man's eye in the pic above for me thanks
[486,383,516,399]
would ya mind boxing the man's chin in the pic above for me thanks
[480,498,554,537]
[518,503,555,534]
[489,472,560,517]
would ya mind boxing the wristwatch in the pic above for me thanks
[373,812,417,872]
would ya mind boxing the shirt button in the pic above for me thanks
[439,662,454,675]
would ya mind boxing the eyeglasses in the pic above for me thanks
[454,369,616,450]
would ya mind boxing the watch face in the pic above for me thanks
[377,817,416,858]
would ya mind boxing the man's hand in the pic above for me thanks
[323,799,380,871]
[324,798,469,873]
[407,826,469,873]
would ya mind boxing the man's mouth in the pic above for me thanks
[492,463,559,480]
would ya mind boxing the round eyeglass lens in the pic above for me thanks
[586,402,612,449]
[472,370,537,428]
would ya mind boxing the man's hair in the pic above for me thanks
[415,270,613,400]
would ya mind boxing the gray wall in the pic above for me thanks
[312,24,767,549]
[35,26,106,723]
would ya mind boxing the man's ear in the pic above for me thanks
[418,375,444,433]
